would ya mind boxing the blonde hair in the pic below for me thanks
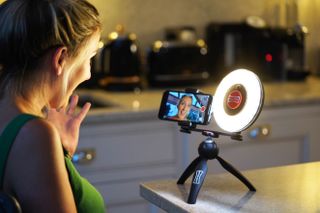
[0,0,101,99]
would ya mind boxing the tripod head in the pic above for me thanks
[178,121,243,141]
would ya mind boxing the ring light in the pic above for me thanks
[213,69,264,133]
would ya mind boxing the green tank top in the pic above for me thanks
[0,114,105,213]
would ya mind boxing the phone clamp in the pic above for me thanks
[177,125,256,204]
[178,122,243,141]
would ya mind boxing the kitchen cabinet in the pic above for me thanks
[75,119,181,213]
[185,103,320,174]
[75,102,320,213]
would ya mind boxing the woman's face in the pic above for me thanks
[51,31,100,108]
[66,31,100,96]
[177,96,192,120]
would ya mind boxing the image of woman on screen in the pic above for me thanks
[168,95,193,121]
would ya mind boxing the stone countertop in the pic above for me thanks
[77,76,320,124]
[140,161,320,213]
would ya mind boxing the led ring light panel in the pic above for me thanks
[213,69,264,133]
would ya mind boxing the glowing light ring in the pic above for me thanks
[213,69,264,133]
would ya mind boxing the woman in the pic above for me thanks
[0,0,104,212]
[168,95,193,121]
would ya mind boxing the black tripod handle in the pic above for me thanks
[216,156,256,191]
[188,158,208,204]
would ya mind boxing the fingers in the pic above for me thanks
[67,95,79,115]
[76,102,91,122]
[46,95,90,124]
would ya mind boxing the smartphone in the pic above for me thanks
[158,90,213,125]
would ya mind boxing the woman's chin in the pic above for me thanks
[49,98,69,109]
[178,116,185,120]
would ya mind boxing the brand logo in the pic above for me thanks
[193,170,204,185]
[227,90,242,110]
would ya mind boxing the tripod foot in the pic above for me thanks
[216,156,256,191]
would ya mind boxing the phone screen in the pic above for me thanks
[158,90,213,125]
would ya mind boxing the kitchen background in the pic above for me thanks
[88,0,320,76]
[0,0,318,77]
[1,1,320,212]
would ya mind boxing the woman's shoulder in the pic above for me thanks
[6,116,65,185]
[19,117,57,137]
[5,117,77,212]
[14,117,62,156]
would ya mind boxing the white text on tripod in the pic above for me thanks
[193,170,204,185]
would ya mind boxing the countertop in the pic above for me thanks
[140,161,320,213]
[77,76,320,123]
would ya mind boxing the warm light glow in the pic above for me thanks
[130,44,137,53]
[200,48,207,55]
[197,39,206,47]
[153,40,163,52]
[132,100,140,110]
[213,69,264,133]
[154,41,163,48]
[128,33,137,41]
[98,41,104,49]
[108,32,118,40]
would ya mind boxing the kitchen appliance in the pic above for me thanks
[82,25,142,91]
[205,20,309,82]
[147,26,210,87]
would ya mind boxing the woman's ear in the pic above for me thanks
[52,47,68,76]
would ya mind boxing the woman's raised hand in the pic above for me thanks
[46,95,91,156]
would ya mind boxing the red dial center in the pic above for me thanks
[227,90,243,110]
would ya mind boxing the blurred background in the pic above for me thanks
[88,0,320,77]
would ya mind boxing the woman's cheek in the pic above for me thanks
[84,62,92,80]
[85,67,91,80]
[76,64,91,84]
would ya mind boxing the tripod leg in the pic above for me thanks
[177,156,202,184]
[187,158,208,204]
[216,156,256,191]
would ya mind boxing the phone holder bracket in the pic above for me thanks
[178,121,243,141]
[185,88,201,93]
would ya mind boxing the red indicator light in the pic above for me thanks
[200,106,206,112]
[265,53,273,62]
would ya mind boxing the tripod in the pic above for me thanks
[177,125,256,204]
